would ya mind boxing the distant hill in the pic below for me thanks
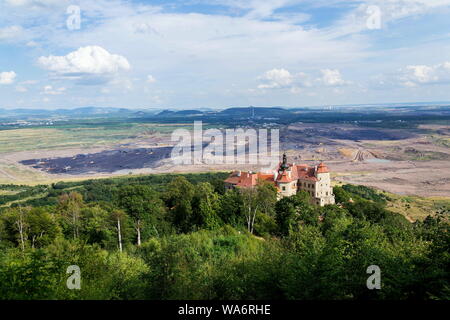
[152,107,294,119]
[156,110,176,116]
[175,110,204,115]
[0,107,138,119]
[156,109,204,117]
[220,107,291,117]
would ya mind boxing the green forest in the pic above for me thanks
[0,173,448,300]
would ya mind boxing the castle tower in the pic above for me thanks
[278,152,289,174]
[314,162,335,205]
[276,153,297,198]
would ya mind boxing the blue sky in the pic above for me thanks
[1,0,450,109]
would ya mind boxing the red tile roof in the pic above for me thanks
[296,166,318,181]
[225,161,329,188]
[316,162,329,173]
[277,171,293,183]
[225,171,275,188]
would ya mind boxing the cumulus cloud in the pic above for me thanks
[3,0,450,107]
[38,46,130,84]
[370,61,450,89]
[0,71,17,84]
[257,68,294,89]
[399,62,450,87]
[258,68,349,91]
[318,69,351,86]
[41,85,66,95]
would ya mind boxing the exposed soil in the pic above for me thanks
[4,122,450,198]
[20,147,172,174]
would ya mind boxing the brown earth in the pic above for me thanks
[1,122,449,199]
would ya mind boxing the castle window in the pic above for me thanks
[282,186,286,191]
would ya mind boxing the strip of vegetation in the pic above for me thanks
[338,184,391,204]
[0,173,448,300]
[0,185,49,206]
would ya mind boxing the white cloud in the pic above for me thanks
[6,0,63,6]
[41,85,66,95]
[290,86,302,94]
[318,69,350,86]
[370,61,450,89]
[20,80,38,85]
[258,68,349,91]
[38,46,130,82]
[399,62,450,86]
[26,41,39,47]
[329,0,450,36]
[0,71,17,84]
[0,25,23,40]
[149,95,162,104]
[110,77,133,91]
[6,0,29,5]
[3,0,450,107]
[52,7,366,87]
[147,75,156,84]
[257,68,294,89]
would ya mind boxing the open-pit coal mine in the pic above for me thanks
[20,147,173,175]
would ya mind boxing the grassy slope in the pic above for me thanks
[334,179,449,221]
[385,192,450,221]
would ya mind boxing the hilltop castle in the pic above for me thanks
[224,154,335,206]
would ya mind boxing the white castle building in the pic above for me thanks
[225,153,335,206]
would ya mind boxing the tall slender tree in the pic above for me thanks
[117,185,166,246]
[57,192,84,240]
